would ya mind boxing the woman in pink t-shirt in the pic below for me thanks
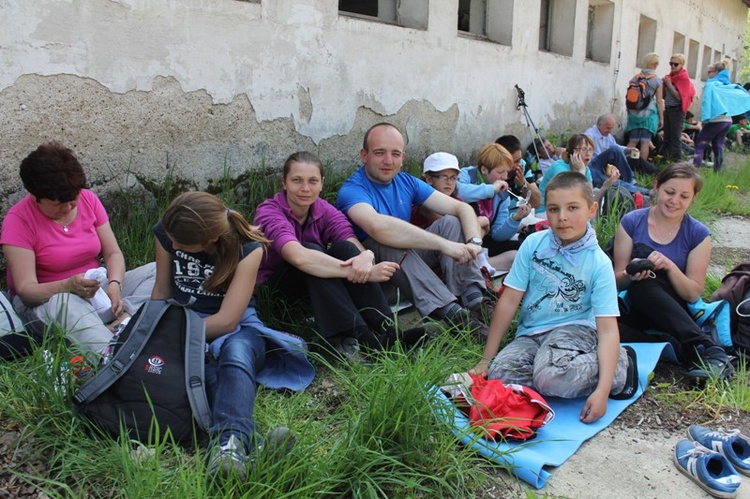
[1,142,155,359]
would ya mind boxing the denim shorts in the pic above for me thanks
[629,128,653,141]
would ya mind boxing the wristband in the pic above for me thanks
[108,279,122,291]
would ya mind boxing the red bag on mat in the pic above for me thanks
[464,374,554,441]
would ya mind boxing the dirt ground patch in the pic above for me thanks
[709,215,750,276]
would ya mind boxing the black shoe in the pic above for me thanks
[398,327,430,350]
[686,345,732,382]
[611,345,639,400]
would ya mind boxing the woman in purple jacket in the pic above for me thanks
[254,151,424,354]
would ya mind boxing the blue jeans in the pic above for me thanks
[205,326,267,451]
[590,146,634,185]
[590,147,650,198]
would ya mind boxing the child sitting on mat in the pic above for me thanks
[471,171,638,423]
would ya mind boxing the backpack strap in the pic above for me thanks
[0,292,24,336]
[183,307,211,432]
[73,300,171,405]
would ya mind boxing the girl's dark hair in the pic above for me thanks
[282,151,324,181]
[20,142,87,202]
[161,191,269,293]
[654,162,703,194]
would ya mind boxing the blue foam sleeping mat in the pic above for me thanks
[431,342,678,488]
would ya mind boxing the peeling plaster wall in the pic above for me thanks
[0,0,746,204]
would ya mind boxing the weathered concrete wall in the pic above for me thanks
[0,0,746,205]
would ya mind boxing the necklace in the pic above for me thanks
[52,219,71,232]
[51,208,77,233]
[650,209,681,241]
[51,219,71,232]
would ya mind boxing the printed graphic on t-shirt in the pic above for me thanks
[527,252,586,315]
[172,250,223,298]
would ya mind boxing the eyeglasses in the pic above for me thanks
[430,173,458,182]
[669,62,681,67]
[574,147,594,154]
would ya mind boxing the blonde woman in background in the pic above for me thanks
[626,52,664,162]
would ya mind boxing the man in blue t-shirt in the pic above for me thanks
[336,123,488,330]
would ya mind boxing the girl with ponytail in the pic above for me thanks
[151,191,314,480]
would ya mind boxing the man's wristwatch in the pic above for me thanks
[465,237,483,245]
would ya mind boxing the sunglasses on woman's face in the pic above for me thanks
[669,62,680,67]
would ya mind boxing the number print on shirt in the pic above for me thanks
[172,251,222,298]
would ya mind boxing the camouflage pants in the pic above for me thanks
[487,323,628,398]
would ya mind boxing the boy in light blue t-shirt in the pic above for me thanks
[472,171,637,424]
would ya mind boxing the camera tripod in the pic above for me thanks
[515,84,547,180]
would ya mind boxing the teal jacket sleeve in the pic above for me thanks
[457,166,496,203]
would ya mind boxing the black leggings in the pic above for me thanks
[618,272,712,364]
[482,236,520,257]
[264,240,393,340]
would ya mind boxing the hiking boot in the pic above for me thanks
[468,310,489,341]
[480,295,496,321]
[261,426,296,465]
[611,345,639,400]
[430,302,469,325]
[673,439,741,498]
[686,345,732,382]
[688,425,750,476]
[359,325,428,353]
[397,326,430,351]
[331,336,361,362]
[208,434,248,480]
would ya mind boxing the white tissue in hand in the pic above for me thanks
[84,267,114,322]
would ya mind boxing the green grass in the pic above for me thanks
[2,150,750,497]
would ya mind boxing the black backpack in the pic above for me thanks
[625,72,656,111]
[711,261,750,355]
[599,184,636,220]
[73,300,211,445]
